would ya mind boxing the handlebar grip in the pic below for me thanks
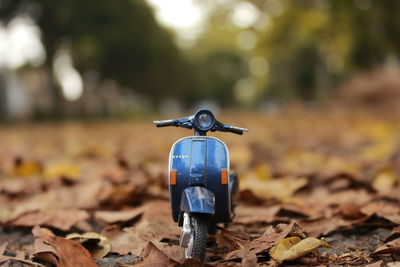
[224,125,248,135]
[153,120,176,127]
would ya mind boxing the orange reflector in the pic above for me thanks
[221,169,228,185]
[170,170,177,185]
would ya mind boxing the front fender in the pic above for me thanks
[180,187,215,215]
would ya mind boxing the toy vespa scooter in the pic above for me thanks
[154,109,247,261]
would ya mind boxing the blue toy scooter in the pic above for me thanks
[154,109,247,261]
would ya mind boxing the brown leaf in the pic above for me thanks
[231,248,257,267]
[385,226,400,241]
[339,204,365,219]
[233,205,281,225]
[103,219,180,256]
[372,237,400,255]
[95,201,172,225]
[66,232,111,258]
[365,260,384,267]
[361,201,400,224]
[32,226,98,267]
[0,243,6,256]
[226,222,299,260]
[11,209,89,231]
[298,216,360,237]
[135,241,179,266]
[216,229,252,251]
[95,208,144,224]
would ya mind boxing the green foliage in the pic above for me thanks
[259,0,400,100]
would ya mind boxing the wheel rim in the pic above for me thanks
[183,213,195,258]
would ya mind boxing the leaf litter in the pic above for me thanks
[0,110,400,266]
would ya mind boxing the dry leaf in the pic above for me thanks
[233,205,281,224]
[226,222,299,260]
[32,226,98,267]
[66,232,111,258]
[11,209,89,231]
[361,201,400,224]
[216,229,252,251]
[241,176,307,201]
[365,260,384,267]
[135,241,180,267]
[103,219,180,255]
[372,237,400,255]
[269,237,331,262]
[95,207,144,224]
[44,161,81,180]
[298,216,360,237]
[8,158,42,177]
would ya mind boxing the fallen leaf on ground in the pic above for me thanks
[216,229,252,251]
[372,168,397,194]
[11,209,89,231]
[32,226,98,267]
[241,176,308,201]
[233,205,281,225]
[361,201,400,224]
[103,219,180,256]
[7,158,42,177]
[66,232,111,258]
[387,262,400,267]
[0,242,44,266]
[269,237,331,262]
[95,201,172,225]
[298,215,362,237]
[385,226,400,241]
[44,161,81,180]
[365,260,384,267]
[226,222,299,260]
[95,208,144,224]
[134,241,179,267]
[371,237,400,255]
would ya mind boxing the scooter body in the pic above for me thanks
[169,136,231,224]
[154,109,247,261]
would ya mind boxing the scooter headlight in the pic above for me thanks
[194,110,215,131]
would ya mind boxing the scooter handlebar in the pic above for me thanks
[153,119,178,127]
[223,125,248,135]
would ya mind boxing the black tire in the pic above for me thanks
[186,214,208,261]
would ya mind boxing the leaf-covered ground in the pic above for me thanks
[1,108,400,266]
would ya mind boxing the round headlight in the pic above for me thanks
[194,110,215,131]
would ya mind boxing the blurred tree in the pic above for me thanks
[0,0,192,109]
[259,0,400,101]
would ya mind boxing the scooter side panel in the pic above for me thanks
[205,137,231,222]
[169,137,192,222]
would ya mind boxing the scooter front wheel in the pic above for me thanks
[182,213,207,261]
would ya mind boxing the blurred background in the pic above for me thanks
[1,0,400,120]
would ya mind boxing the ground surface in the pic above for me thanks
[0,108,400,266]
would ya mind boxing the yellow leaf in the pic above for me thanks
[372,167,397,193]
[8,160,42,177]
[66,232,111,258]
[44,162,80,180]
[241,176,308,201]
[254,163,271,181]
[270,237,331,262]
